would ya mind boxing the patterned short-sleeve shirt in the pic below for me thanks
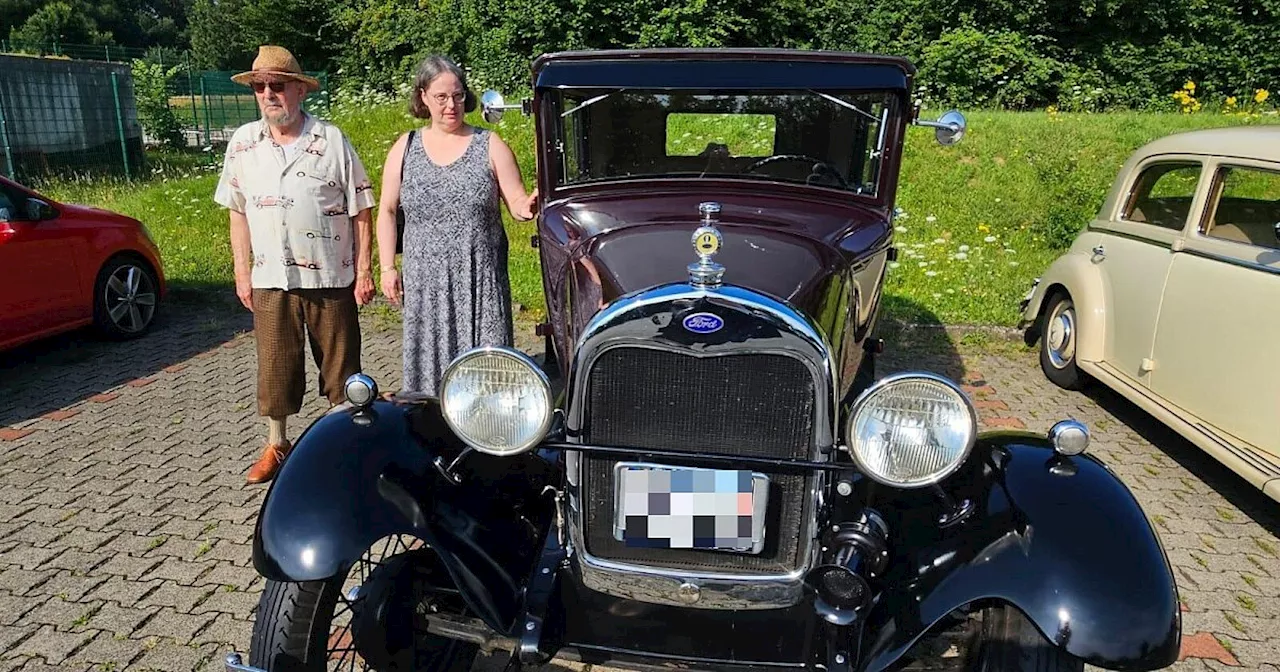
[213,113,376,290]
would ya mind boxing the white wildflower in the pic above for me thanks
[889,262,900,269]
[955,252,968,260]
[895,226,907,233]
[959,245,970,252]
[926,271,938,277]
[984,236,997,243]
[926,215,937,222]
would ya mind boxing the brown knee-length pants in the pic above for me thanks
[252,285,361,416]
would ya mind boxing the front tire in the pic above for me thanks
[250,540,478,672]
[968,604,1084,672]
[1037,291,1086,391]
[92,255,159,339]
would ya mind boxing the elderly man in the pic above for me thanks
[214,45,376,484]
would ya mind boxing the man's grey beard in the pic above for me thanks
[264,107,298,128]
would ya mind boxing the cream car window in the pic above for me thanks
[1122,162,1201,231]
[1203,165,1280,252]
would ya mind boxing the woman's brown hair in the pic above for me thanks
[408,55,477,119]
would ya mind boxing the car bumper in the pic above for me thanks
[1017,277,1041,326]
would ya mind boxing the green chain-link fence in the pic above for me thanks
[0,54,144,182]
[0,39,153,64]
[169,70,331,147]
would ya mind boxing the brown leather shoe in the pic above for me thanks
[246,440,292,484]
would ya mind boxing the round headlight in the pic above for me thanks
[439,347,553,456]
[845,372,977,488]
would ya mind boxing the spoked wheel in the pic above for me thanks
[899,605,1083,672]
[966,604,1084,672]
[249,534,479,672]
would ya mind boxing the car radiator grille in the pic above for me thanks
[581,347,817,575]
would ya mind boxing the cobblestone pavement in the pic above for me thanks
[0,299,1276,672]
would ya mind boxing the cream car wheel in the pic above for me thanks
[1038,292,1087,390]
[1045,301,1076,369]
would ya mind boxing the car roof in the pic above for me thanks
[531,48,915,91]
[1134,124,1280,162]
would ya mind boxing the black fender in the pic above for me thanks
[860,433,1180,672]
[251,397,560,635]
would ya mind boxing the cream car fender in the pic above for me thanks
[1021,245,1108,364]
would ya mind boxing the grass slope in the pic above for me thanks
[27,100,1277,326]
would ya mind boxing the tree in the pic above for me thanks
[8,1,113,48]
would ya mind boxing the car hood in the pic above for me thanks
[59,202,134,222]
[539,185,891,344]
[543,187,888,305]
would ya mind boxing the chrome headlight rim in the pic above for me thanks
[844,370,978,489]
[343,372,378,408]
[439,346,554,457]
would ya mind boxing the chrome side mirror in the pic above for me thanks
[914,110,967,146]
[480,89,529,124]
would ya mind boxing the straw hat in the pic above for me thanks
[231,45,321,92]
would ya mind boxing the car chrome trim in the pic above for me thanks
[223,653,264,672]
[1179,246,1280,276]
[566,502,816,609]
[542,441,849,472]
[563,282,836,609]
[1086,222,1183,248]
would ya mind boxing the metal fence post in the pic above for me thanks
[188,68,199,147]
[0,85,14,181]
[200,74,211,146]
[110,71,132,180]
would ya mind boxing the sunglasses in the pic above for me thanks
[251,80,289,93]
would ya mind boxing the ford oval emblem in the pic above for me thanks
[682,312,723,334]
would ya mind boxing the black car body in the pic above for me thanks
[226,49,1180,672]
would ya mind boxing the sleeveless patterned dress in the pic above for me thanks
[398,126,513,395]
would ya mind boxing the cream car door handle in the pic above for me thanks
[1092,244,1105,259]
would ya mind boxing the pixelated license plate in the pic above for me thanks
[612,462,769,554]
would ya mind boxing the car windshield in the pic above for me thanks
[549,88,897,197]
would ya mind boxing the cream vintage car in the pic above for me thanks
[1019,125,1280,503]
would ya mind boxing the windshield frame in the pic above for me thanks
[536,85,909,206]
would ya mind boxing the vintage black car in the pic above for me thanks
[226,49,1181,672]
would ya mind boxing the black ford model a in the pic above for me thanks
[226,49,1181,672]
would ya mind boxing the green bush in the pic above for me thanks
[919,28,1063,110]
[131,58,187,149]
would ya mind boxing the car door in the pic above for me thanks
[1148,158,1280,461]
[1093,157,1207,385]
[0,183,82,347]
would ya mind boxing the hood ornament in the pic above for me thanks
[689,202,725,288]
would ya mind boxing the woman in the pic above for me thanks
[376,55,538,395]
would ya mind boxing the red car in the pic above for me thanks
[0,176,165,351]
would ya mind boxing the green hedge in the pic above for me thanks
[296,0,1280,112]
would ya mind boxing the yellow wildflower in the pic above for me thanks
[1184,80,1196,93]
[978,223,991,233]
[1226,96,1237,107]
[1256,89,1270,104]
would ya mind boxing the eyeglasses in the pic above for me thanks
[431,92,467,105]
[252,80,288,93]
